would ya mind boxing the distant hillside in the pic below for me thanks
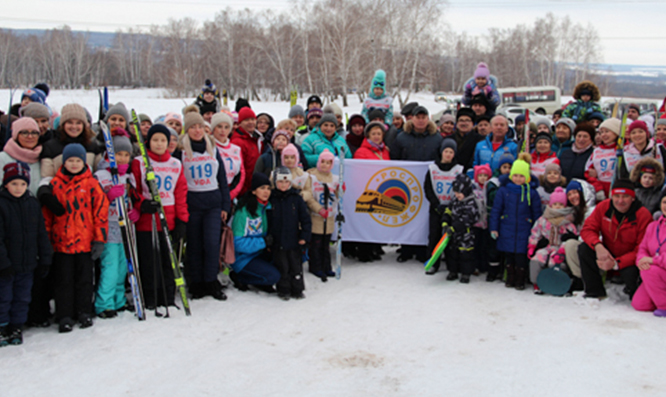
[9,28,115,48]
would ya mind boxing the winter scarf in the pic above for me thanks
[543,206,574,245]
[3,138,41,164]
[572,142,593,154]
[367,140,386,152]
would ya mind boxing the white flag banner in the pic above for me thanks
[341,160,432,245]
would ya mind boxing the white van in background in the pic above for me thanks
[497,86,561,115]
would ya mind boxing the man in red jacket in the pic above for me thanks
[231,107,264,195]
[578,179,652,299]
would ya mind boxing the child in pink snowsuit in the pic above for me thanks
[527,187,578,293]
[632,193,666,317]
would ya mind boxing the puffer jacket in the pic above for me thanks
[43,166,109,253]
[390,120,443,161]
[0,188,52,274]
[231,200,270,273]
[354,138,390,160]
[473,134,518,172]
[489,174,542,254]
[301,127,351,167]
[269,188,312,251]
[231,126,265,195]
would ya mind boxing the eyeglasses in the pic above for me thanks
[458,118,473,123]
[19,130,40,137]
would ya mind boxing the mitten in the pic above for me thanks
[595,190,606,202]
[140,199,160,214]
[527,244,536,259]
[561,231,577,242]
[128,208,140,223]
[91,242,105,261]
[171,220,187,243]
[107,185,125,201]
[318,208,330,218]
[536,237,549,251]
[483,85,492,95]
[39,189,66,216]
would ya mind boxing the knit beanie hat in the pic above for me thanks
[60,103,89,127]
[473,62,490,79]
[566,180,583,194]
[535,117,552,129]
[199,101,217,115]
[112,128,133,155]
[323,103,343,118]
[3,161,31,186]
[237,107,256,124]
[20,102,50,120]
[62,143,86,163]
[280,143,301,164]
[307,107,323,120]
[184,111,205,133]
[657,118,666,127]
[599,118,621,135]
[470,94,489,107]
[146,124,171,146]
[628,104,641,114]
[235,98,251,112]
[201,79,217,94]
[306,95,322,108]
[549,187,567,206]
[451,174,474,197]
[474,164,492,184]
[498,152,515,169]
[104,102,130,124]
[611,179,635,197]
[288,105,305,119]
[588,111,605,122]
[440,138,457,155]
[401,102,418,116]
[515,114,526,124]
[281,143,300,165]
[211,112,233,131]
[251,172,270,191]
[555,117,575,134]
[274,166,292,183]
[545,162,561,175]
[438,113,455,126]
[319,113,338,128]
[367,109,385,122]
[11,117,39,140]
[510,153,532,182]
[371,69,386,93]
[164,113,182,130]
[21,88,46,105]
[317,149,335,172]
[364,121,386,137]
[271,130,291,146]
[534,131,552,144]
[138,113,152,124]
[627,120,649,136]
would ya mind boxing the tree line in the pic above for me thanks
[0,0,610,106]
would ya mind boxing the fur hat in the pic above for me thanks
[364,121,386,137]
[473,62,490,79]
[19,102,50,120]
[289,105,305,119]
[599,118,621,136]
[3,161,30,186]
[456,108,475,122]
[281,143,300,166]
[104,102,130,125]
[451,174,474,197]
[573,80,601,102]
[199,101,217,115]
[510,153,532,182]
[60,103,89,127]
[238,107,256,124]
[401,102,419,116]
[11,117,39,140]
[317,149,335,172]
[211,112,233,131]
[371,69,386,94]
[549,187,567,206]
[630,157,664,186]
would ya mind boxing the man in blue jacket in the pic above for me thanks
[473,115,518,173]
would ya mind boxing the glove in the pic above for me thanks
[483,85,492,95]
[595,190,606,203]
[140,199,160,214]
[527,244,536,259]
[471,86,482,96]
[318,208,330,218]
[561,232,577,242]
[536,237,549,251]
[264,234,274,248]
[39,189,66,216]
[435,204,446,215]
[37,265,50,279]
[91,242,105,261]
[490,231,498,240]
[106,185,125,201]
[0,267,15,279]
[441,223,453,236]
[171,220,187,244]
[128,208,140,223]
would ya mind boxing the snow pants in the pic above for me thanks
[445,245,475,276]
[53,252,94,321]
[0,272,34,327]
[632,266,666,311]
[309,233,332,274]
[274,249,304,295]
[95,243,128,314]
[136,231,175,307]
[579,242,639,298]
[186,204,222,284]
[27,268,53,324]
[236,255,280,286]
[473,227,489,273]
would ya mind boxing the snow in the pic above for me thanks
[1,88,665,396]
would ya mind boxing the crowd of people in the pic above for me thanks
[1,63,666,348]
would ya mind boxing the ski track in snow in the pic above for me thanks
[0,89,664,396]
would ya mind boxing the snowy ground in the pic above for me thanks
[1,89,665,395]
[1,247,664,396]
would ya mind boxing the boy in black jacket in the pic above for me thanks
[269,167,312,300]
[0,162,52,346]
[441,174,479,283]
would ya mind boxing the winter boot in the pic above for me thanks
[514,267,526,290]
[229,271,249,291]
[206,281,227,301]
[6,326,23,345]
[59,317,74,333]
[460,274,470,284]
[79,314,94,329]
[311,271,328,282]
[504,265,515,288]
[278,292,290,301]
[446,272,458,281]
[533,284,544,295]
[189,282,207,299]
[97,310,117,319]
[653,309,666,317]
[426,261,440,275]
[0,325,8,347]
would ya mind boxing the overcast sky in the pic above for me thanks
[3,0,666,66]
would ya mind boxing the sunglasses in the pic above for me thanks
[19,130,40,137]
